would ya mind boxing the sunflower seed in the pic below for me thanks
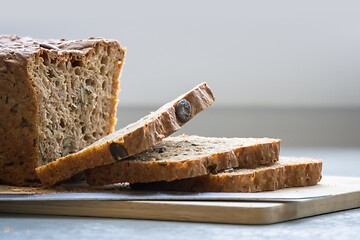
[40,43,60,51]
[80,87,87,105]
[70,103,78,110]
[59,90,66,99]
[85,87,92,94]
[158,160,167,166]
[110,142,128,161]
[175,99,191,123]
[38,141,45,157]
[61,137,73,157]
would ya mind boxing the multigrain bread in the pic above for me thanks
[0,35,125,186]
[85,135,281,186]
[36,83,215,186]
[132,157,322,192]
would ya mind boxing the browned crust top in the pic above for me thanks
[0,35,121,58]
[36,83,215,186]
[85,136,280,186]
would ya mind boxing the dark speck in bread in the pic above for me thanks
[176,99,191,123]
[110,143,128,161]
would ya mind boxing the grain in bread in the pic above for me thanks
[132,156,322,192]
[36,83,215,186]
[85,135,280,186]
[0,35,125,186]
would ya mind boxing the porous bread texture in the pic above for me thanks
[0,35,125,186]
[132,156,322,192]
[36,83,215,187]
[85,135,281,186]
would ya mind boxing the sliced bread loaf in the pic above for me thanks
[85,135,280,186]
[0,35,125,186]
[132,156,322,192]
[36,83,215,186]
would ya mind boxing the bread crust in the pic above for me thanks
[0,35,125,186]
[131,157,322,192]
[36,83,215,186]
[0,48,39,185]
[85,136,280,186]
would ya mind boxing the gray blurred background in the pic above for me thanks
[1,0,359,147]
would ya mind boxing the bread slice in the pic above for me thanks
[36,83,215,186]
[0,35,125,186]
[85,135,281,186]
[131,157,322,192]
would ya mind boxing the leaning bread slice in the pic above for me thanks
[131,156,322,192]
[36,83,215,186]
[85,135,280,186]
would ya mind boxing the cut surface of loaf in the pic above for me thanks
[0,35,125,186]
[132,157,322,192]
[85,135,281,186]
[36,83,215,186]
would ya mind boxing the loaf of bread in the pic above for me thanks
[85,135,281,186]
[0,35,125,186]
[132,157,322,192]
[36,83,215,186]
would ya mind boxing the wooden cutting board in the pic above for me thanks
[0,176,359,224]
